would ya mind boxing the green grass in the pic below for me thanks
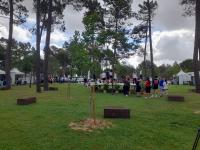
[0,84,200,150]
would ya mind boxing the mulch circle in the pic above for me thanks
[69,118,113,132]
[194,111,200,114]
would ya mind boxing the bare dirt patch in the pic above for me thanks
[69,118,113,132]
[194,111,200,114]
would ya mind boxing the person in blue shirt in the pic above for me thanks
[159,78,164,96]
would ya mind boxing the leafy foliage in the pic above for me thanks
[0,0,28,25]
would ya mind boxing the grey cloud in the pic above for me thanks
[154,30,194,62]
[153,0,195,31]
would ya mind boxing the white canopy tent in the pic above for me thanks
[0,69,5,75]
[100,72,106,79]
[100,71,117,79]
[176,70,191,85]
[10,68,24,84]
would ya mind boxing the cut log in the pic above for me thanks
[17,97,36,105]
[104,107,130,119]
[167,95,185,102]
[48,87,58,91]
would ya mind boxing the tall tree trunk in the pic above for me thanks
[144,22,148,78]
[29,71,32,88]
[36,0,41,93]
[112,16,118,95]
[112,47,116,94]
[5,0,13,89]
[43,0,53,91]
[148,0,155,79]
[194,0,200,93]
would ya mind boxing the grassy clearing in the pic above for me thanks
[0,84,200,150]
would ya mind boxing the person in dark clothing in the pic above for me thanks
[123,77,130,96]
[136,78,142,97]
[84,78,87,86]
[152,76,159,98]
[106,71,110,80]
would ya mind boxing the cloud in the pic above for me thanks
[153,29,194,63]
[127,55,144,68]
[153,0,195,31]
[13,26,32,42]
[127,29,194,67]
[0,24,32,43]
[63,5,85,34]
[39,29,69,49]
[0,26,8,38]
[50,30,68,44]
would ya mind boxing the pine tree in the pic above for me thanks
[33,0,82,92]
[82,0,105,79]
[137,0,158,79]
[0,0,28,89]
[103,0,134,93]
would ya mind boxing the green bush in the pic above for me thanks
[103,84,109,92]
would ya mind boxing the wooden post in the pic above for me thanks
[92,85,96,124]
[89,85,92,118]
[67,81,71,100]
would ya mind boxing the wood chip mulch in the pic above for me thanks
[69,118,113,132]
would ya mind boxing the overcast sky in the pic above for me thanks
[0,0,195,68]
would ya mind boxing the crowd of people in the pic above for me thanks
[123,76,169,98]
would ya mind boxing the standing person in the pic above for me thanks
[0,79,3,87]
[127,78,130,96]
[136,78,141,97]
[84,77,87,86]
[163,79,168,95]
[140,78,145,95]
[145,77,151,99]
[123,77,130,96]
[152,76,159,98]
[159,77,164,97]
[133,78,137,92]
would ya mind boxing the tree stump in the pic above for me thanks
[48,87,58,91]
[104,107,130,119]
[167,95,185,102]
[17,97,36,105]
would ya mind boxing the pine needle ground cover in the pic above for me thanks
[0,84,199,150]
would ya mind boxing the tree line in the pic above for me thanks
[0,0,199,93]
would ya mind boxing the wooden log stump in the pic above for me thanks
[17,97,36,105]
[167,95,185,102]
[48,87,58,91]
[104,107,130,119]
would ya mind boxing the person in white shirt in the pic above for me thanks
[163,79,168,95]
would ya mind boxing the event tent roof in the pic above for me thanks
[177,70,187,76]
[0,69,5,74]
[11,68,24,75]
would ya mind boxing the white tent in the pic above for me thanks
[100,72,106,79]
[10,68,24,84]
[11,68,24,75]
[0,69,5,75]
[132,73,137,79]
[176,70,191,84]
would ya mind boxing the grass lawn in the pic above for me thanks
[0,84,200,150]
